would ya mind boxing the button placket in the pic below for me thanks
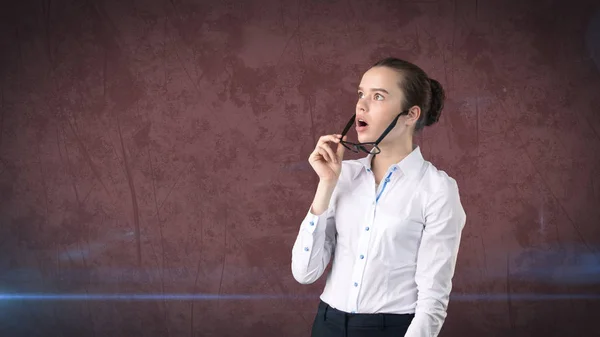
[347,197,376,312]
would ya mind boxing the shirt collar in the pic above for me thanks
[353,145,425,180]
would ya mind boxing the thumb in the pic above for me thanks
[336,136,347,161]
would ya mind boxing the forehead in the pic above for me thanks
[358,66,403,94]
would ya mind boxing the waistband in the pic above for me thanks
[317,300,415,328]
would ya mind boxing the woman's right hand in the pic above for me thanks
[308,134,347,182]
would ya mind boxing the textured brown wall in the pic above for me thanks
[1,0,600,336]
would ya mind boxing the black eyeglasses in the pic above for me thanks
[340,111,409,155]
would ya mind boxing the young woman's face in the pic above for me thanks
[355,66,407,144]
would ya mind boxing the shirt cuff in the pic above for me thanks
[302,208,328,234]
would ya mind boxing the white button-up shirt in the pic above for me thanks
[291,146,466,337]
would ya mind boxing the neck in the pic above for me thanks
[371,137,414,174]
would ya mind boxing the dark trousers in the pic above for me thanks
[311,300,415,337]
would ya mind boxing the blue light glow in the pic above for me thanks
[0,293,300,301]
[0,293,598,301]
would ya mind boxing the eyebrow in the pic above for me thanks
[358,87,390,94]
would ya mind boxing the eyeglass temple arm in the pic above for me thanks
[341,114,356,137]
[374,111,408,144]
[341,111,407,144]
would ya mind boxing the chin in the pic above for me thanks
[357,135,375,143]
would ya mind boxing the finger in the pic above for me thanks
[336,136,347,161]
[308,149,320,162]
[319,146,335,163]
[317,147,332,163]
[321,143,337,164]
[318,134,342,146]
[336,136,348,163]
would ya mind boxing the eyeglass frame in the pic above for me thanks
[339,110,409,155]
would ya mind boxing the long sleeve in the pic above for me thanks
[404,177,466,337]
[291,197,337,285]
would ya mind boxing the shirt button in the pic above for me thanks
[354,282,358,287]
[304,247,309,251]
[309,221,314,226]
[365,227,370,231]
[366,168,371,172]
[359,255,364,259]
[393,166,398,171]
[385,177,391,183]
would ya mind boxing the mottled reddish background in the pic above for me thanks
[1,0,599,336]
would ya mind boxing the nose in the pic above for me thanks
[356,99,367,113]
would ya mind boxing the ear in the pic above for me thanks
[405,105,421,126]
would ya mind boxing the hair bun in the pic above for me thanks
[426,79,445,126]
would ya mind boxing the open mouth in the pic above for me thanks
[357,119,368,127]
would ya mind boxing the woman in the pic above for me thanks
[291,57,467,337]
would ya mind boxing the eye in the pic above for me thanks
[374,93,384,101]
[358,91,364,99]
